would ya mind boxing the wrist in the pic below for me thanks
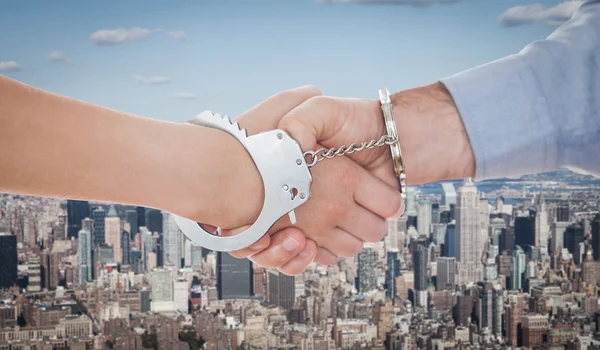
[162,123,263,229]
[390,82,475,184]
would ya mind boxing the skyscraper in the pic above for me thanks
[564,223,585,255]
[357,247,377,294]
[147,209,163,234]
[441,183,457,207]
[556,205,570,223]
[91,207,106,246]
[267,270,295,309]
[500,227,515,254]
[445,224,456,257]
[592,214,600,261]
[417,200,432,236]
[511,247,526,290]
[216,252,254,300]
[125,210,138,240]
[121,230,130,265]
[151,269,174,312]
[385,249,401,300]
[0,234,17,289]
[78,229,92,284]
[136,206,146,228]
[515,213,536,248]
[455,179,486,284]
[67,200,89,240]
[162,213,181,267]
[535,193,550,249]
[436,257,456,291]
[414,245,428,307]
[104,205,121,264]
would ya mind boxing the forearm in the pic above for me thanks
[0,75,261,227]
[389,82,476,185]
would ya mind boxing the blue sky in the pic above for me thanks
[0,0,581,122]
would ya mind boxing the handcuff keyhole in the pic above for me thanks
[290,188,298,200]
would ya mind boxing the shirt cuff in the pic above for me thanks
[440,54,559,181]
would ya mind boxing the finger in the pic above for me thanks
[223,225,271,259]
[339,206,387,244]
[314,247,338,266]
[238,85,322,135]
[315,228,364,258]
[248,228,306,269]
[278,240,317,276]
[354,168,405,220]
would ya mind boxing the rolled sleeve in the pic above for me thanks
[440,0,600,181]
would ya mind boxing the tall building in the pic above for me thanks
[147,210,163,234]
[385,250,401,300]
[455,179,487,284]
[91,207,106,246]
[216,252,253,300]
[104,205,121,264]
[535,193,550,249]
[121,230,130,266]
[162,213,181,267]
[492,286,504,337]
[136,206,146,228]
[414,245,428,307]
[0,234,17,289]
[417,200,432,236]
[67,200,89,240]
[151,269,174,312]
[551,221,569,253]
[77,229,92,284]
[445,224,456,257]
[125,210,138,240]
[511,247,526,290]
[267,270,295,309]
[515,213,536,248]
[500,227,515,254]
[505,303,521,347]
[441,183,457,207]
[357,247,377,294]
[522,314,548,349]
[564,223,585,255]
[28,257,41,292]
[557,205,570,223]
[592,214,600,261]
[436,257,456,291]
[385,219,398,252]
[173,279,189,313]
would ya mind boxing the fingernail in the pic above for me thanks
[282,236,301,252]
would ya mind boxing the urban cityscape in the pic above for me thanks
[0,169,599,349]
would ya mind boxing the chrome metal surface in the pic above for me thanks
[379,88,407,198]
[172,111,312,252]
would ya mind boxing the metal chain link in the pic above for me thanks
[303,135,398,168]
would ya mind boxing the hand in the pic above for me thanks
[278,82,476,189]
[219,86,403,275]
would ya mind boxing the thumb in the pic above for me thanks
[278,96,345,154]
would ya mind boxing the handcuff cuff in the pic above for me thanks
[173,88,406,252]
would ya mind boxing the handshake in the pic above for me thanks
[185,83,476,276]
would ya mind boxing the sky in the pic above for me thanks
[0,0,583,122]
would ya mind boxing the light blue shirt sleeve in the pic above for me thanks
[440,0,600,180]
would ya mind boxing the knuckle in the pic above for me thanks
[339,166,360,190]
[299,85,322,97]
[325,201,348,220]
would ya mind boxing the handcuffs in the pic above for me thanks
[173,88,406,252]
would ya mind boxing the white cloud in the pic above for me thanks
[90,27,151,46]
[499,1,583,27]
[133,75,172,85]
[0,61,20,72]
[46,51,72,64]
[167,31,188,41]
[172,92,197,100]
[319,0,461,5]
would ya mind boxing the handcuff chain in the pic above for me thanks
[303,134,397,168]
